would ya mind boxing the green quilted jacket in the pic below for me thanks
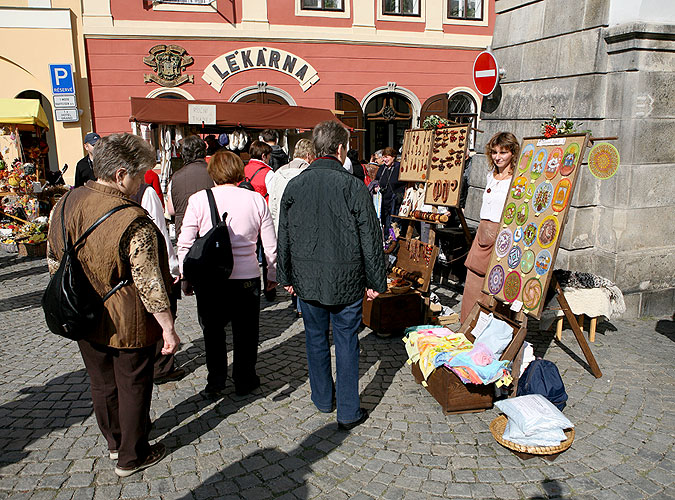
[277,156,387,306]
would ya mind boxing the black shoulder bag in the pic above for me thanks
[182,188,234,289]
[42,192,135,341]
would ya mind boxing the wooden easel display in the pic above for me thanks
[479,133,603,378]
[396,125,474,245]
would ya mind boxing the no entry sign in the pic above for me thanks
[473,51,499,96]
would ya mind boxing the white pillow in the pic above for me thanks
[495,394,573,438]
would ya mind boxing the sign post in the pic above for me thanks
[472,51,500,97]
[49,64,79,122]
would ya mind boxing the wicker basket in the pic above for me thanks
[490,414,574,458]
[1,241,18,253]
[17,240,47,258]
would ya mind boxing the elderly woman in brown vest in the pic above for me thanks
[46,133,180,478]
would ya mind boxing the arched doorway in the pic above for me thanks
[230,84,294,106]
[15,90,57,173]
[364,93,412,156]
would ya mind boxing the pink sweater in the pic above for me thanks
[177,184,277,282]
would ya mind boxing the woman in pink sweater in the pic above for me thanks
[178,150,277,399]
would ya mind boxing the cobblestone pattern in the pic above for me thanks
[0,251,673,499]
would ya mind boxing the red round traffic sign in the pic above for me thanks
[473,51,499,96]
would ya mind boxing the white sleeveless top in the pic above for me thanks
[479,171,512,223]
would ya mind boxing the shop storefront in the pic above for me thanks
[82,0,495,160]
[0,5,93,185]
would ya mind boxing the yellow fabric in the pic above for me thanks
[0,99,50,129]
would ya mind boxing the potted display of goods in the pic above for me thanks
[0,222,19,253]
[0,160,38,196]
[13,221,48,257]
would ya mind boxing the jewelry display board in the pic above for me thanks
[424,125,470,207]
[481,133,589,319]
[398,128,434,183]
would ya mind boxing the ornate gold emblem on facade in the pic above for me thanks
[143,45,194,87]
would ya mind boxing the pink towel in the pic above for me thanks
[470,342,494,366]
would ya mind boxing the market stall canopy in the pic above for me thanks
[129,97,339,130]
[0,99,50,129]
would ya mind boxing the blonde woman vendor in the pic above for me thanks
[460,132,520,322]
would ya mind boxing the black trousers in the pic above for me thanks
[78,340,155,468]
[195,278,261,392]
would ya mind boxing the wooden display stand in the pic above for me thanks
[411,297,528,414]
[362,237,438,336]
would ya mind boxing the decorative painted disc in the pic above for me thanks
[511,176,528,199]
[525,183,535,200]
[537,216,559,249]
[532,181,554,214]
[508,245,523,269]
[488,265,505,295]
[521,249,535,274]
[588,143,620,179]
[515,202,529,226]
[530,149,548,180]
[503,202,517,225]
[503,271,522,302]
[561,142,581,176]
[495,228,513,258]
[545,147,563,180]
[535,249,553,276]
[552,178,571,212]
[518,145,535,173]
[513,226,523,243]
[523,222,538,247]
[522,278,543,310]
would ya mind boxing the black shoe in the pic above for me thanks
[235,376,261,396]
[296,310,303,318]
[114,443,166,477]
[154,368,187,385]
[200,385,226,400]
[264,288,277,302]
[337,408,369,431]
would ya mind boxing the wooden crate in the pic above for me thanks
[362,290,423,336]
[411,300,528,414]
[18,240,47,258]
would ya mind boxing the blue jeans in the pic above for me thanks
[298,297,363,424]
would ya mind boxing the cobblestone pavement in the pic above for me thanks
[0,251,673,500]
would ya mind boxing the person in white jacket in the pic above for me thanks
[266,138,315,317]
[132,182,185,384]
[267,139,315,234]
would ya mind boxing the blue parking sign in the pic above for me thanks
[49,64,75,94]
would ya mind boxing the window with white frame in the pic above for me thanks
[302,0,344,11]
[383,0,420,16]
[448,0,482,20]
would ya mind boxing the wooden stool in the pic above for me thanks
[556,314,598,342]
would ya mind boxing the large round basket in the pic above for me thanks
[490,414,574,457]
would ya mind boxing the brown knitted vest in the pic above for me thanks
[170,159,213,238]
[48,181,172,348]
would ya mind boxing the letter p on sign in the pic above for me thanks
[49,64,75,94]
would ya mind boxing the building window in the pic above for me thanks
[383,0,420,16]
[448,0,482,20]
[447,92,478,149]
[301,0,344,11]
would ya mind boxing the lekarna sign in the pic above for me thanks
[49,64,75,95]
[473,51,499,96]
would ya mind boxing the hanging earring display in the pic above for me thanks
[423,124,469,208]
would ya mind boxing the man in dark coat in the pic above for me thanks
[261,129,289,171]
[74,132,100,187]
[277,120,387,431]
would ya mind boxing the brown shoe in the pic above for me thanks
[114,443,166,477]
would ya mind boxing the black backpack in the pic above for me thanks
[42,192,134,341]
[182,188,233,288]
[517,359,568,410]
[238,166,266,193]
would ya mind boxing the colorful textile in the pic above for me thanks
[403,329,473,381]
[445,352,510,386]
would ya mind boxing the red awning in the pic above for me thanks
[129,97,338,130]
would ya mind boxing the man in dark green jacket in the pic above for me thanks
[278,120,387,431]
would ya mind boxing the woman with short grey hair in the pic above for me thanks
[47,133,180,478]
